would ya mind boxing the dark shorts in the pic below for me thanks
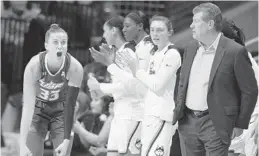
[26,100,65,156]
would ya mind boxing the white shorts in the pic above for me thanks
[107,117,142,154]
[141,116,176,156]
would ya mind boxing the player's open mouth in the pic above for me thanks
[57,52,62,57]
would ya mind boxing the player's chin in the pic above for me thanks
[124,35,132,42]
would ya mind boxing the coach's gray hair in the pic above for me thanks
[193,2,223,32]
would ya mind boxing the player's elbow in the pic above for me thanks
[95,137,106,147]
[95,141,104,147]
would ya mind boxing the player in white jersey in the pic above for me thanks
[123,11,154,71]
[89,16,142,156]
[106,11,155,155]
[106,12,155,156]
[90,15,182,156]
[137,16,181,156]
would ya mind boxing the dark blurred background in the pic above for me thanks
[1,1,257,95]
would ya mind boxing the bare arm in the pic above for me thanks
[136,49,181,94]
[107,64,147,97]
[20,56,39,145]
[99,81,126,95]
[75,116,112,147]
[107,64,135,82]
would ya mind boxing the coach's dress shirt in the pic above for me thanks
[185,33,222,111]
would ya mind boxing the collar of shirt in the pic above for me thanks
[198,32,222,54]
[155,43,173,54]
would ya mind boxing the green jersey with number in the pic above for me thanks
[36,51,71,103]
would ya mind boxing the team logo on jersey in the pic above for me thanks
[154,145,164,156]
[61,71,65,77]
[39,80,64,90]
[135,138,141,149]
[149,61,155,75]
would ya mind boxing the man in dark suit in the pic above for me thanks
[172,2,258,156]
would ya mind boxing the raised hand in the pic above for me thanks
[89,44,116,66]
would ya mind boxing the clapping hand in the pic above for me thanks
[89,44,116,66]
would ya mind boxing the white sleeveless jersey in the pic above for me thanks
[136,43,181,121]
[135,36,154,71]
[100,42,143,120]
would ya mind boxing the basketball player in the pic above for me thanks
[89,16,142,156]
[138,15,181,156]
[91,15,181,156]
[123,11,154,71]
[20,24,83,156]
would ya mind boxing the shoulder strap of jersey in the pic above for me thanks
[165,44,184,60]
[64,53,71,75]
[124,41,136,52]
[143,35,153,43]
[39,51,47,77]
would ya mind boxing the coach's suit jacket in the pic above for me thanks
[173,35,258,144]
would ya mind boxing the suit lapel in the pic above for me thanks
[208,36,227,90]
[183,42,199,85]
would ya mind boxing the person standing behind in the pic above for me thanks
[91,12,153,156]
[221,18,258,156]
[137,15,181,156]
[123,11,153,71]
[88,16,141,156]
[92,15,182,156]
[173,2,258,156]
